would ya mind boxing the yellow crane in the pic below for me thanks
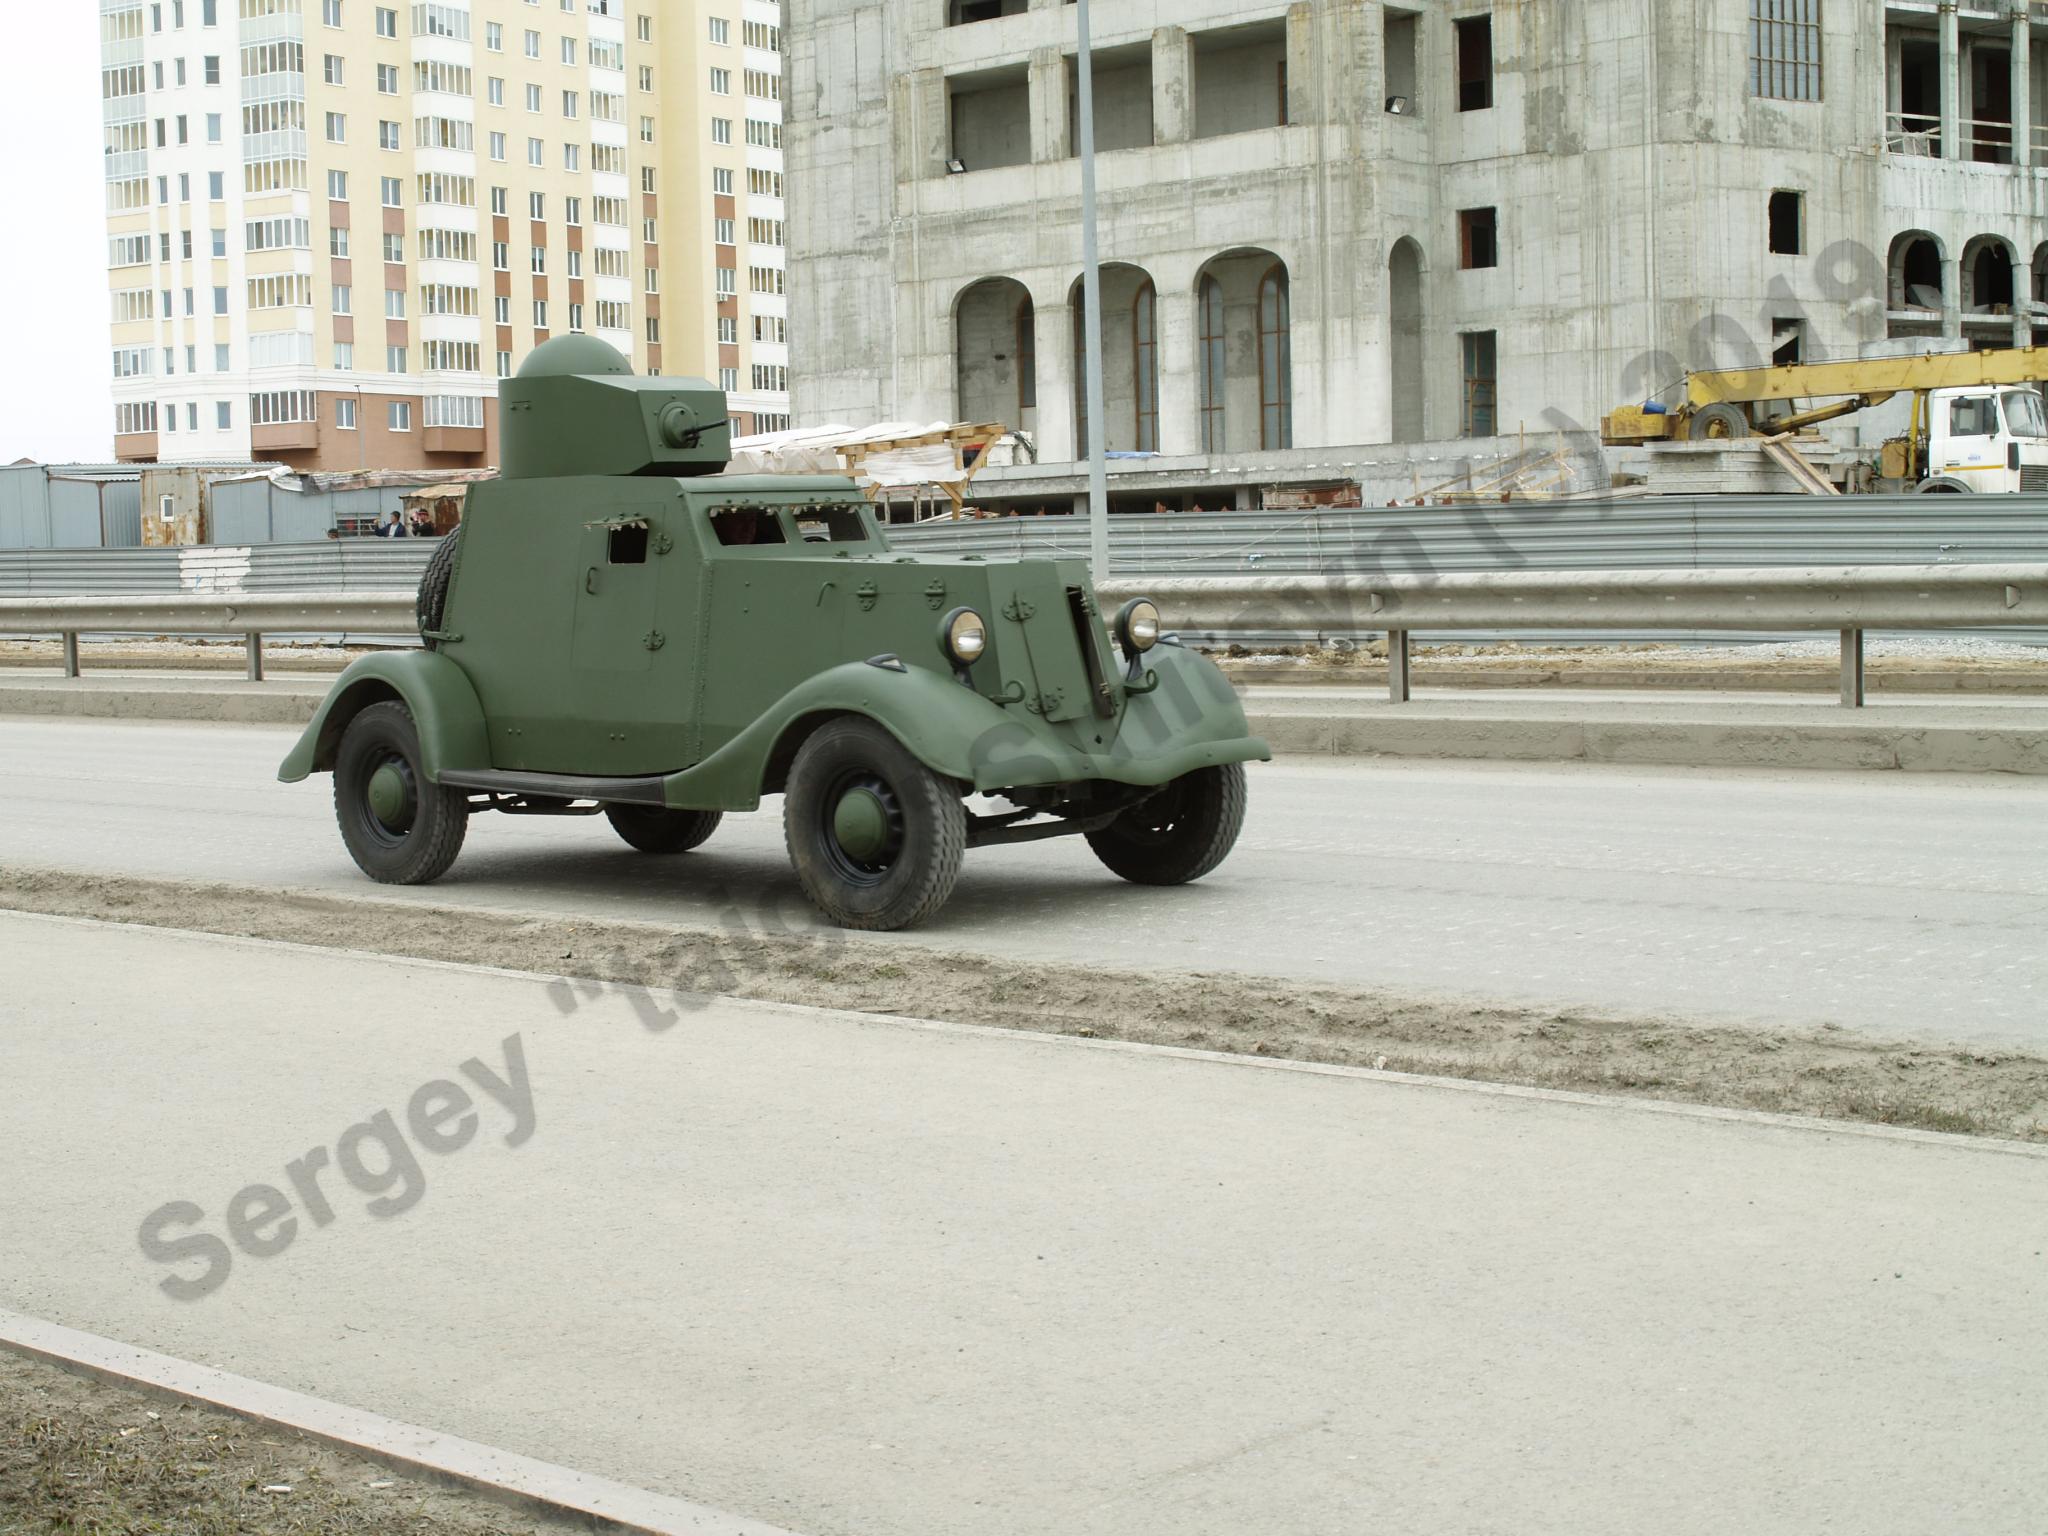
[1602,346,2048,493]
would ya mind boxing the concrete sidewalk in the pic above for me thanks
[1,912,2042,1536]
[2,668,2046,770]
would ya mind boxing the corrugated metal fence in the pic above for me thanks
[888,495,2048,574]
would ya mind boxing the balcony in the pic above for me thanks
[250,421,319,452]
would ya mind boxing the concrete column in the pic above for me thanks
[1152,27,1192,146]
[1284,2,1314,126]
[2015,258,2036,347]
[2014,15,2034,169]
[1034,299,1077,464]
[1155,279,1200,456]
[1940,3,1961,161]
[894,68,949,182]
[1942,255,1963,339]
[1029,45,1070,163]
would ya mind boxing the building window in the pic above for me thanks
[385,288,406,318]
[491,185,509,215]
[204,55,220,83]
[375,5,396,37]
[497,350,514,377]
[322,0,341,23]
[490,130,507,160]
[524,28,540,57]
[330,227,350,257]
[1458,207,1498,269]
[337,396,357,429]
[380,120,401,150]
[528,190,545,218]
[709,16,728,44]
[1197,275,1225,452]
[710,66,730,94]
[206,113,222,142]
[1454,15,1493,111]
[711,116,732,144]
[534,300,548,328]
[381,175,402,207]
[713,166,734,195]
[388,345,408,373]
[526,83,542,112]
[1258,266,1292,449]
[216,401,232,430]
[1768,189,1803,254]
[389,400,412,432]
[1749,0,1821,102]
[324,54,343,85]
[333,285,352,314]
[1133,280,1157,452]
[335,342,354,369]
[1460,331,1498,437]
[325,111,346,142]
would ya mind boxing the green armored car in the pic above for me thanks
[280,337,1269,930]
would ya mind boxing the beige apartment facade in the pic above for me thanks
[102,0,789,472]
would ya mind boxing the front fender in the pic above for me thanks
[661,662,1009,811]
[277,650,491,783]
[660,648,1269,812]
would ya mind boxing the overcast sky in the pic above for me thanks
[0,9,115,464]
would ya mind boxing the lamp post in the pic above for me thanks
[1075,0,1109,584]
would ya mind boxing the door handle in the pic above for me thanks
[584,566,598,595]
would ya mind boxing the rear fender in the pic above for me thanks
[277,651,491,783]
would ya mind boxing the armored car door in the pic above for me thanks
[562,504,697,773]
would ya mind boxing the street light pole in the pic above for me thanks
[1075,0,1109,585]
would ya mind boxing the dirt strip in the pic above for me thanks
[0,1349,551,1536]
[4,867,2044,1144]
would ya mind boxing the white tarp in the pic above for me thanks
[724,421,972,486]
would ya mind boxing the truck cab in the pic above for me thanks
[1914,384,2048,493]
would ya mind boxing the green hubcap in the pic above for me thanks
[366,761,413,831]
[832,787,892,862]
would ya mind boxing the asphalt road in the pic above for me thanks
[4,913,2043,1536]
[1,716,2044,1047]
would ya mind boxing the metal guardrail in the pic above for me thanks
[6,565,2043,708]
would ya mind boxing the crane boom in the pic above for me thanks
[1687,347,2048,408]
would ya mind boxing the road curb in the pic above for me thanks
[0,1306,800,1536]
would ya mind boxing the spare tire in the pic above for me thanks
[1687,403,1752,441]
[415,525,462,650]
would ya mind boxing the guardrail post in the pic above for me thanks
[1839,627,1865,708]
[245,632,264,683]
[1387,630,1411,704]
[61,632,79,678]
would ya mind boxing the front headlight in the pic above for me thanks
[940,607,987,666]
[1114,598,1161,659]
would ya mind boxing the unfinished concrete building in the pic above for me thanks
[784,0,2048,508]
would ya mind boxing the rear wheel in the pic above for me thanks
[1085,764,1248,886]
[334,700,468,884]
[605,804,722,854]
[784,718,966,931]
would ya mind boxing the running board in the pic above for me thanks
[436,768,670,806]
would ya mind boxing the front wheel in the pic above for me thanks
[783,718,966,931]
[1086,763,1248,886]
[605,804,722,854]
[333,700,468,884]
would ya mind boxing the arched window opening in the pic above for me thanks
[1258,265,1292,449]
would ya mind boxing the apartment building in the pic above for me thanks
[101,0,789,471]
[787,0,2048,508]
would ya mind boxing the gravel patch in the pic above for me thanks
[4,867,2044,1146]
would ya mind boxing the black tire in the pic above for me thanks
[783,718,966,931]
[1085,763,1248,886]
[333,700,469,884]
[606,804,723,854]
[415,526,462,650]
[1687,403,1752,442]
